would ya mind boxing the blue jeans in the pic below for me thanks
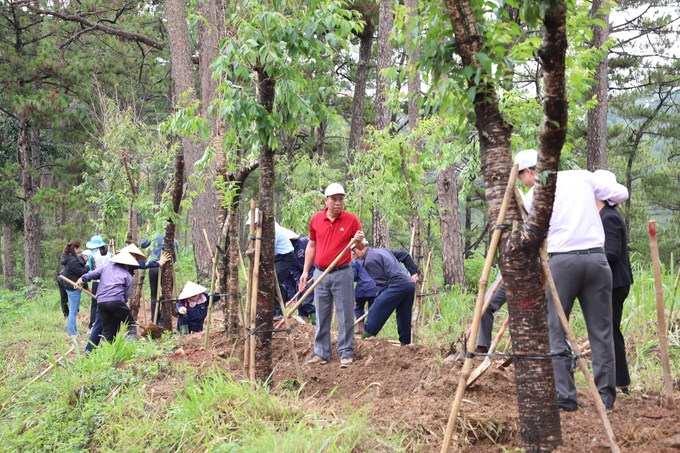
[66,289,82,336]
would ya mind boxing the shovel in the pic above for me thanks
[59,275,97,299]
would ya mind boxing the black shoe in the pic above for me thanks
[558,400,578,412]
[474,345,489,354]
[618,387,630,396]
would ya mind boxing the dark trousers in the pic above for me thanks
[354,296,375,319]
[148,267,162,324]
[57,278,69,318]
[477,281,507,348]
[89,281,99,328]
[612,285,631,387]
[98,301,136,342]
[365,282,416,345]
[274,251,295,316]
[85,310,120,353]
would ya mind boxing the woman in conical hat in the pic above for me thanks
[175,281,221,333]
[78,251,140,344]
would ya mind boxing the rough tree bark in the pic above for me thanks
[164,0,216,282]
[586,0,609,171]
[216,160,259,338]
[437,162,466,287]
[442,0,569,449]
[19,116,41,287]
[372,0,393,248]
[253,67,277,382]
[347,17,374,162]
[2,226,16,290]
[161,152,185,330]
[122,157,144,320]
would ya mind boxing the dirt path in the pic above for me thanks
[163,320,680,452]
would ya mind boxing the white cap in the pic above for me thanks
[324,183,346,197]
[514,149,538,171]
[245,208,259,226]
[179,281,207,300]
[109,251,140,267]
[82,250,92,256]
[593,170,622,206]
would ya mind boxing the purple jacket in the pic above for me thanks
[82,264,133,303]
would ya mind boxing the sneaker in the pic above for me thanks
[273,314,283,322]
[340,358,352,368]
[474,345,489,354]
[304,355,328,366]
[618,387,630,396]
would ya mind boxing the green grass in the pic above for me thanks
[0,288,403,452]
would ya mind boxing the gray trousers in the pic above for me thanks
[313,266,355,360]
[547,252,616,408]
[477,280,506,348]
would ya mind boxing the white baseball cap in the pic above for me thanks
[324,183,346,197]
[514,149,538,171]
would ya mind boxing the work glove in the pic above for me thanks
[178,307,187,315]
[159,251,171,267]
[75,278,84,289]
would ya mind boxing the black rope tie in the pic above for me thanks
[244,322,292,339]
[249,235,276,243]
[494,224,511,231]
[464,350,574,360]
[522,222,548,238]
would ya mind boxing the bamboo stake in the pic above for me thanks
[509,183,621,451]
[409,225,416,257]
[429,259,442,318]
[248,210,263,388]
[274,272,303,384]
[141,291,148,326]
[244,201,256,372]
[58,275,97,299]
[648,220,676,409]
[275,238,357,330]
[204,246,220,350]
[441,164,518,453]
[413,248,433,328]
[8,346,75,403]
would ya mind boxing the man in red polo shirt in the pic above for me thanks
[299,183,365,368]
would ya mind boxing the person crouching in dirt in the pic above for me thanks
[77,250,140,343]
[175,281,221,334]
[84,244,169,353]
[352,244,416,345]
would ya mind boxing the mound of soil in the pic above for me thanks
[165,318,680,452]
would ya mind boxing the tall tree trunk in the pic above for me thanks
[164,0,213,281]
[437,162,466,287]
[2,226,16,290]
[347,19,374,163]
[192,0,222,282]
[586,0,609,171]
[161,153,185,330]
[19,115,41,287]
[373,0,393,248]
[443,0,567,449]
[254,67,276,382]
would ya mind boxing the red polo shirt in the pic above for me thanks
[309,207,361,268]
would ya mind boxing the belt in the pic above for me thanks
[316,263,351,273]
[549,247,605,258]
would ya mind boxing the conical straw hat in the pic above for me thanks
[109,251,140,267]
[179,281,207,300]
[119,243,146,260]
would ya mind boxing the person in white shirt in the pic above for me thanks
[515,149,628,412]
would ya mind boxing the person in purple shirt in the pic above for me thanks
[352,245,416,345]
[77,251,140,343]
[83,244,169,352]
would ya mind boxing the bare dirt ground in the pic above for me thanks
[157,317,680,452]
